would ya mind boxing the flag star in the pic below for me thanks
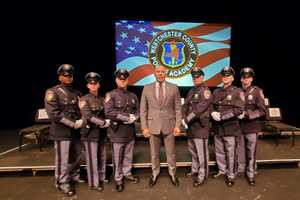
[132,36,140,44]
[120,32,128,39]
[138,28,146,33]
[116,47,119,50]
[139,20,145,23]
[145,41,151,48]
[116,41,123,46]
[129,46,135,51]
[121,20,128,23]
[116,22,121,26]
[151,31,158,36]
[127,24,133,30]
[125,50,132,54]
[141,51,147,56]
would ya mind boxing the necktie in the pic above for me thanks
[158,82,164,106]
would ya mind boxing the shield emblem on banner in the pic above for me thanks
[161,41,185,68]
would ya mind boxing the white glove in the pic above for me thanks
[237,111,245,119]
[181,119,188,129]
[102,119,110,128]
[125,114,136,124]
[211,112,221,121]
[74,119,84,129]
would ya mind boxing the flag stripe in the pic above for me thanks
[195,48,230,68]
[205,73,222,87]
[153,22,204,31]
[186,24,230,36]
[128,64,154,85]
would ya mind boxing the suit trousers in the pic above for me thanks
[150,133,176,178]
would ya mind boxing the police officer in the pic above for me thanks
[104,69,140,192]
[211,66,245,187]
[79,72,111,191]
[182,67,212,187]
[237,67,266,186]
[44,64,84,196]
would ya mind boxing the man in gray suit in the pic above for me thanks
[140,65,182,187]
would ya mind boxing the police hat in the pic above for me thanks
[220,66,235,76]
[191,67,204,77]
[57,64,74,76]
[240,67,255,78]
[114,68,129,80]
[85,72,101,83]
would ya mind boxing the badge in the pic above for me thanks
[240,92,245,102]
[104,93,111,103]
[248,95,253,100]
[203,90,211,99]
[46,90,54,102]
[132,98,135,104]
[226,95,232,101]
[71,99,76,104]
[259,90,265,99]
[79,100,86,109]
[194,94,199,99]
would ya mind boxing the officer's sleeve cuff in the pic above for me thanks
[60,117,75,128]
[221,112,235,120]
[186,112,196,124]
[90,117,105,127]
[116,114,130,122]
[247,110,260,120]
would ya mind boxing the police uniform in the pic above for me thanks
[80,72,109,191]
[104,69,140,192]
[44,64,83,196]
[211,67,245,186]
[182,67,212,186]
[237,68,266,185]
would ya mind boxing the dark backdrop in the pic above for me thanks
[1,1,299,128]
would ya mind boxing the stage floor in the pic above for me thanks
[1,168,300,200]
[1,136,300,172]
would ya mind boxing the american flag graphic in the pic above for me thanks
[115,20,231,87]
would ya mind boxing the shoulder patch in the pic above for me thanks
[203,89,211,99]
[79,99,86,109]
[240,91,245,102]
[105,93,111,103]
[46,90,54,102]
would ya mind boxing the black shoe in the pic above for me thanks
[212,171,225,179]
[149,175,158,187]
[193,179,205,187]
[116,184,124,192]
[225,178,234,187]
[247,177,256,186]
[125,175,140,184]
[57,183,75,196]
[169,175,179,187]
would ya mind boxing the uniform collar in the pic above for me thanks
[243,84,252,92]
[117,88,128,93]
[222,84,233,91]
[60,84,73,90]
[194,83,205,89]
[89,92,98,98]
